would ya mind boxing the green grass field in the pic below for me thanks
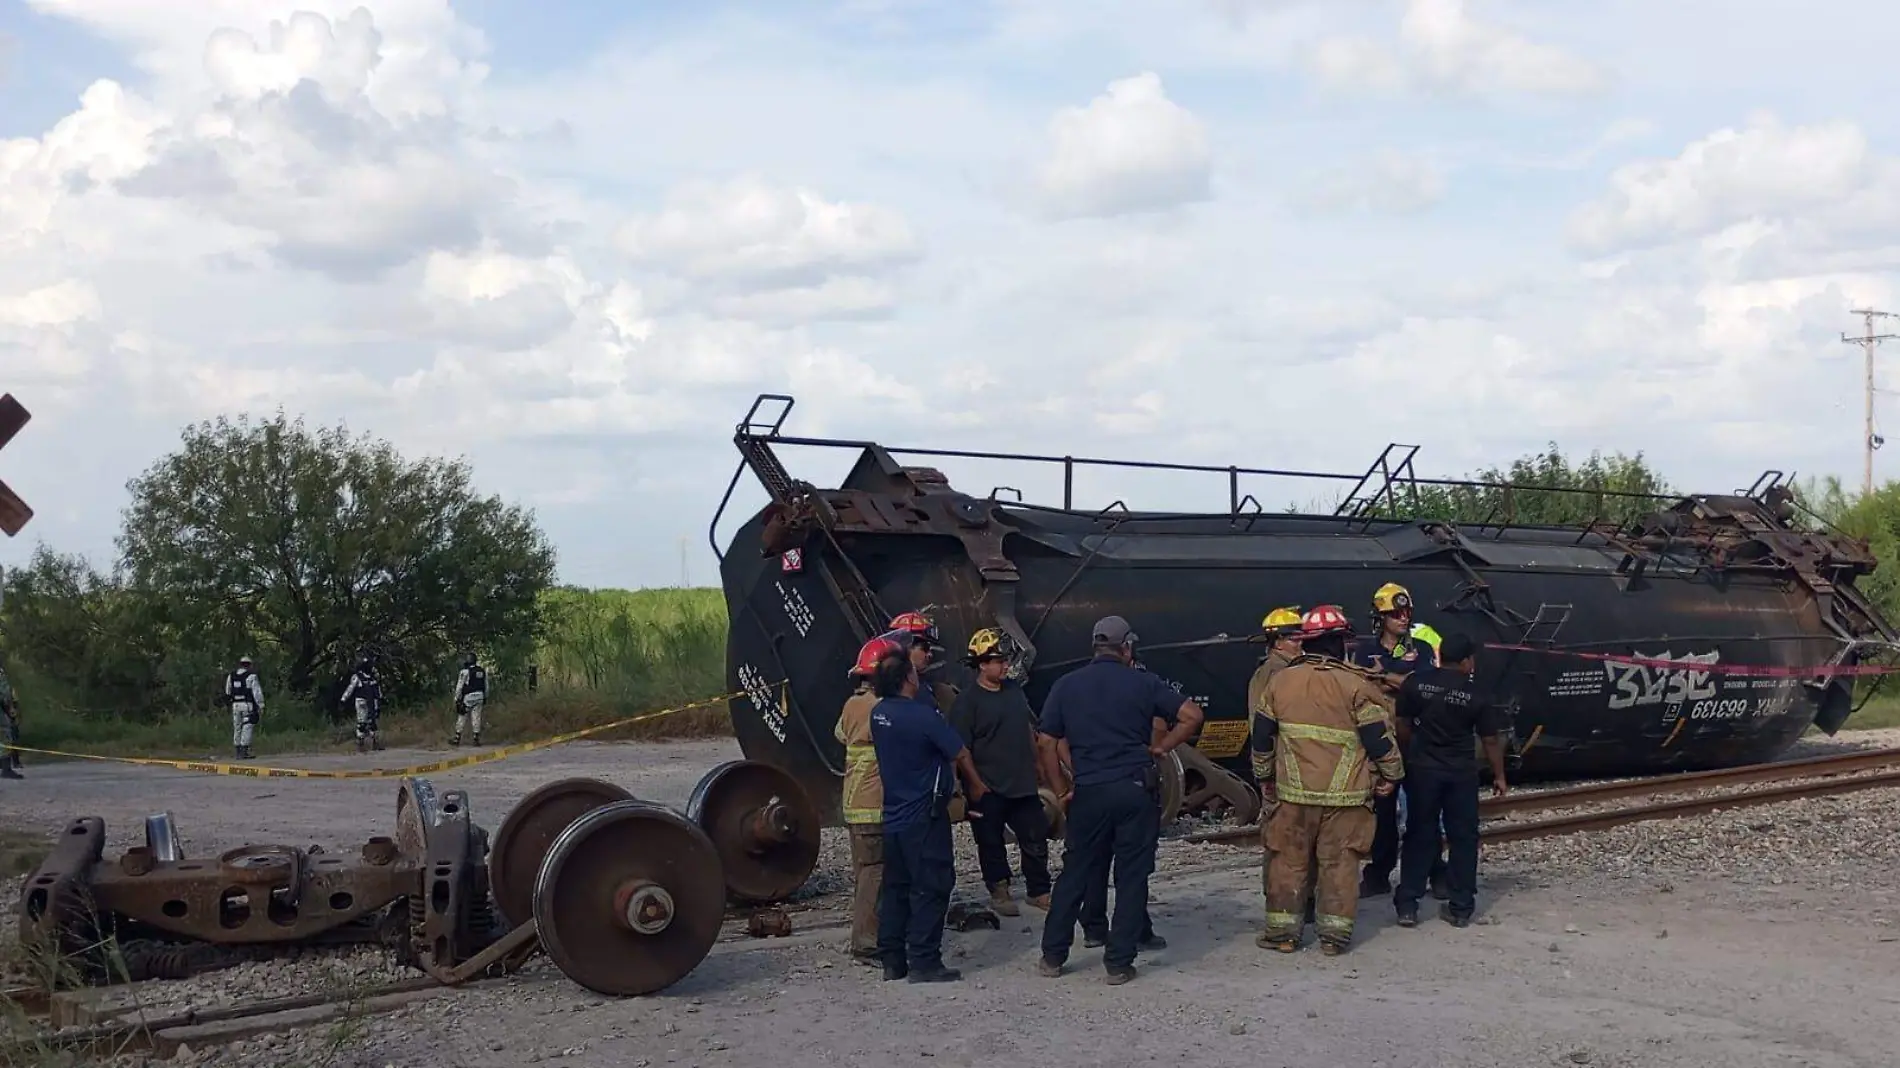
[8,587,737,763]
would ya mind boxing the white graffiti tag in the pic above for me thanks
[1604,650,1719,712]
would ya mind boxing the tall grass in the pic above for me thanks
[9,587,736,760]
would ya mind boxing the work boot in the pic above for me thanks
[1,765,22,781]
[355,736,367,754]
[1256,931,1298,953]
[451,735,461,747]
[988,880,1021,918]
[906,964,961,983]
[882,962,908,981]
[472,733,481,746]
[1319,939,1348,957]
[1083,930,1107,949]
[1036,956,1063,977]
[1027,892,1051,910]
[1105,964,1137,985]
[1439,904,1471,928]
[234,746,244,760]
[1396,903,1419,928]
[1138,932,1167,951]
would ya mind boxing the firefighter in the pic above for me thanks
[949,627,1052,917]
[1247,607,1305,732]
[1353,581,1441,899]
[835,634,895,965]
[341,658,384,753]
[1248,607,1311,924]
[887,611,959,712]
[451,652,487,747]
[864,633,989,983]
[1254,604,1404,955]
[225,656,265,760]
[0,657,21,780]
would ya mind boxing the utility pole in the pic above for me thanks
[1843,309,1900,496]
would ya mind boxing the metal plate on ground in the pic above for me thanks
[488,777,635,930]
[531,800,724,997]
[685,760,821,904]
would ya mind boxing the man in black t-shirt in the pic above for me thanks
[949,628,1051,917]
[1391,633,1509,928]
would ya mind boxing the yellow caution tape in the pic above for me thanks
[1,683,786,780]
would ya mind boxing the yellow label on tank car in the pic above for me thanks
[1193,719,1250,760]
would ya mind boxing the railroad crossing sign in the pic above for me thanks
[0,393,33,537]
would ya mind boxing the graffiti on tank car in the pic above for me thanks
[776,580,816,639]
[738,662,787,743]
[1605,650,1719,712]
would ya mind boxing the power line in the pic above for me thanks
[1842,308,1900,496]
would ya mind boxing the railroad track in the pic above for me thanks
[1185,745,1900,848]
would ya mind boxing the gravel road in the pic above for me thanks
[6,731,1900,1067]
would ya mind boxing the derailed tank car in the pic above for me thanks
[710,395,1899,826]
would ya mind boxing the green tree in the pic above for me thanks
[115,413,558,713]
[1361,443,1674,527]
[0,545,166,713]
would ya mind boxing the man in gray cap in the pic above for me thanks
[1033,615,1205,985]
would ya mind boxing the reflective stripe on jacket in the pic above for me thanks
[1254,656,1404,806]
[834,686,883,824]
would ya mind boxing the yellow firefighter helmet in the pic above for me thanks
[964,627,1018,665]
[1372,582,1414,615]
[1261,606,1303,633]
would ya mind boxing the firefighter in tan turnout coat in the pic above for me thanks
[836,635,895,964]
[1252,604,1405,956]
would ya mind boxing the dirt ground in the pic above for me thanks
[6,736,1900,1068]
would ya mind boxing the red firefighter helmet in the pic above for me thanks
[887,611,941,648]
[1299,604,1353,638]
[850,634,907,679]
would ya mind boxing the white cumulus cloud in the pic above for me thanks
[1032,72,1213,220]
[1312,0,1606,97]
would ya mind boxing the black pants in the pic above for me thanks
[1040,777,1159,971]
[878,814,955,970]
[970,793,1052,897]
[1395,769,1481,917]
[1366,782,1445,887]
[1081,857,1156,942]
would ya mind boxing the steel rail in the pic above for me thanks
[1478,766,1900,844]
[1186,762,1900,849]
[1479,745,1900,817]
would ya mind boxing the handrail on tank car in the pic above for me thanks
[747,433,1680,509]
[707,392,1704,563]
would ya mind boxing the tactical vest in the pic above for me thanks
[227,671,255,704]
[354,674,382,705]
[1260,657,1403,807]
[833,686,883,825]
[464,665,486,694]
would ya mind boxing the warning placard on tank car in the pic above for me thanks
[1547,669,1605,698]
[1194,720,1250,760]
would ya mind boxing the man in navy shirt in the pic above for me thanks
[865,634,990,983]
[1034,616,1204,985]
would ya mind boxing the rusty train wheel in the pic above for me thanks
[395,777,439,860]
[531,800,725,997]
[685,760,822,904]
[489,777,636,930]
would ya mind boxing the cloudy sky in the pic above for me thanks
[3,0,1898,590]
